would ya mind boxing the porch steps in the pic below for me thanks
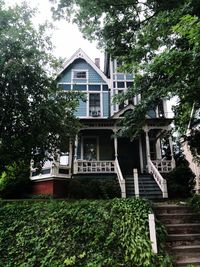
[125,175,163,199]
[154,204,200,266]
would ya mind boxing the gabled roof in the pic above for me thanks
[57,48,110,86]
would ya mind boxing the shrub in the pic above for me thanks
[164,164,195,198]
[190,193,200,211]
[0,161,31,198]
[68,178,121,199]
[0,198,173,267]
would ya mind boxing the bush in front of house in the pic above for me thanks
[164,164,195,198]
[0,161,31,198]
[68,177,121,199]
[190,193,200,211]
[0,198,173,267]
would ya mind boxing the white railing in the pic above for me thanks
[115,158,126,198]
[151,159,174,173]
[148,159,168,198]
[74,160,115,174]
[30,161,71,181]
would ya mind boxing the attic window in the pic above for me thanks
[73,70,87,79]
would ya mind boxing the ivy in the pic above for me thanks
[0,198,173,266]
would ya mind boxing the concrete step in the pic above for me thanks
[166,224,200,235]
[154,205,192,215]
[173,245,200,266]
[156,213,200,224]
[176,257,200,267]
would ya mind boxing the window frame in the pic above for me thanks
[72,69,88,79]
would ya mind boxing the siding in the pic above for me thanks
[103,92,109,117]
[75,99,87,117]
[58,58,106,84]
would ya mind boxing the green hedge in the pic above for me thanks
[0,198,173,267]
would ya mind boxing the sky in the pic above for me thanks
[7,0,104,69]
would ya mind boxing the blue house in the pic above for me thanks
[31,48,175,198]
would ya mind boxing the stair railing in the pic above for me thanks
[148,159,168,198]
[115,158,126,198]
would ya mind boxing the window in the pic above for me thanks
[83,137,97,160]
[89,93,101,117]
[73,70,87,79]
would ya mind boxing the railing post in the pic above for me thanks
[121,180,126,198]
[133,168,139,197]
[51,162,58,176]
[148,213,157,254]
[162,179,168,198]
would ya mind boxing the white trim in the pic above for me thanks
[72,69,88,80]
[57,48,110,85]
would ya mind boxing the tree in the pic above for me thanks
[0,0,81,174]
[51,0,200,159]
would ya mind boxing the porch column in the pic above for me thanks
[114,131,118,159]
[169,136,176,169]
[139,136,144,173]
[73,135,79,174]
[156,138,162,160]
[69,138,73,168]
[144,127,151,172]
[74,135,78,161]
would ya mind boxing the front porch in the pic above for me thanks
[30,120,175,199]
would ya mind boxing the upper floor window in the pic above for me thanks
[73,70,87,79]
[89,93,101,117]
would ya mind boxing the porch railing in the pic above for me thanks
[151,159,174,173]
[30,161,71,180]
[148,159,168,198]
[74,160,115,174]
[115,158,126,198]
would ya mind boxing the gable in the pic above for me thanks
[58,58,108,84]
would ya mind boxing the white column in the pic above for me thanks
[156,138,162,160]
[114,136,118,159]
[69,139,73,168]
[139,136,144,173]
[74,135,78,161]
[169,136,175,169]
[144,128,150,172]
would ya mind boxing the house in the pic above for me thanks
[31,48,175,198]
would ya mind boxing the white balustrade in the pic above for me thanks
[148,159,168,198]
[115,158,126,198]
[75,160,115,173]
[30,161,71,181]
[151,159,173,173]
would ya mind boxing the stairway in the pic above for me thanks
[125,174,163,199]
[154,204,200,267]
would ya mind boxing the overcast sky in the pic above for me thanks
[7,0,104,69]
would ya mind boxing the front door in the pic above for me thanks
[83,137,98,161]
[118,138,140,175]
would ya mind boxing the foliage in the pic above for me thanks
[51,0,200,159]
[165,165,195,198]
[0,1,81,173]
[0,161,31,198]
[68,177,121,199]
[0,198,173,266]
[190,193,200,212]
